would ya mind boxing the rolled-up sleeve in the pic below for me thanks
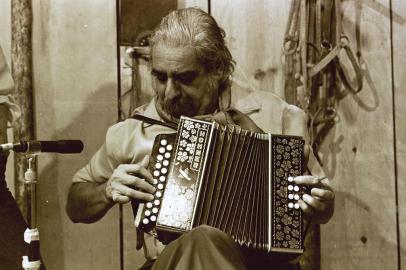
[72,122,126,184]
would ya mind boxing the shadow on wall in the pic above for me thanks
[318,57,380,180]
[35,82,120,270]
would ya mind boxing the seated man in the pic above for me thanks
[66,7,334,270]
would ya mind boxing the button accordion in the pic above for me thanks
[133,116,307,255]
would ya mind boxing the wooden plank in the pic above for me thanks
[393,0,406,268]
[319,0,398,269]
[11,0,35,220]
[178,0,208,11]
[211,0,291,98]
[32,1,119,269]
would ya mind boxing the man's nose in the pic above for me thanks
[165,78,179,100]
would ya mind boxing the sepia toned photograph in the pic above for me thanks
[0,0,405,269]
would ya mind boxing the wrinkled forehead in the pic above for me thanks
[151,44,203,74]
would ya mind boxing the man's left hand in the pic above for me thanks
[294,175,335,224]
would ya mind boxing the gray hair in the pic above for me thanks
[150,7,235,93]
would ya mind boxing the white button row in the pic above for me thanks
[142,215,157,224]
[288,202,300,209]
[288,194,301,201]
[288,185,300,192]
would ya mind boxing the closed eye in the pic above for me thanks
[151,70,168,83]
[175,71,199,85]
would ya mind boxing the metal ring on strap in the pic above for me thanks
[283,36,299,56]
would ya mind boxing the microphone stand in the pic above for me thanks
[22,155,41,270]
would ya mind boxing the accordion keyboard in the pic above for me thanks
[135,134,176,232]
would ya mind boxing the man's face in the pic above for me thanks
[151,44,219,118]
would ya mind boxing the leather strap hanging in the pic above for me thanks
[283,0,364,149]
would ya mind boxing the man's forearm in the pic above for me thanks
[66,182,115,223]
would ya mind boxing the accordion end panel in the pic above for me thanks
[268,134,306,255]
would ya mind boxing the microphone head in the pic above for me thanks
[57,140,84,153]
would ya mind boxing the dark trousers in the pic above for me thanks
[0,152,28,270]
[140,225,299,270]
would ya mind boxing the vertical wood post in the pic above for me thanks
[11,0,35,222]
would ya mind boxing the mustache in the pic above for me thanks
[163,96,196,118]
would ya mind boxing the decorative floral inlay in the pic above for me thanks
[272,136,305,250]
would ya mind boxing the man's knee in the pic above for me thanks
[186,225,231,243]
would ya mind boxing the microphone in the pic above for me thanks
[0,140,84,154]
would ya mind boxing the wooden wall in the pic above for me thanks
[318,0,398,268]
[2,0,404,269]
[32,1,119,269]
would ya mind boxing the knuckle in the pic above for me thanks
[132,164,141,171]
[132,177,141,187]
[117,164,126,170]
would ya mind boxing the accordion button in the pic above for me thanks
[294,203,300,209]
[288,194,294,200]
[157,183,164,190]
[160,139,167,146]
[153,179,158,185]
[294,194,300,200]
[142,218,149,224]
[146,202,153,208]
[288,176,294,182]
[163,160,169,166]
[145,210,151,216]
[161,168,168,174]
[288,202,294,208]
[155,163,162,169]
[166,145,173,151]
[154,200,160,206]
[157,155,163,161]
[159,176,166,182]
[150,215,157,222]
[152,208,158,214]
[294,186,300,192]
[165,153,171,159]
[153,170,160,177]
[288,185,293,191]
[156,191,162,198]
[159,147,165,154]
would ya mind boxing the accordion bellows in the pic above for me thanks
[134,116,306,255]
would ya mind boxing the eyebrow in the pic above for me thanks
[151,68,199,78]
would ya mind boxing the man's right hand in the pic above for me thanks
[105,156,156,204]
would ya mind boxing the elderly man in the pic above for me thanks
[66,7,334,270]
